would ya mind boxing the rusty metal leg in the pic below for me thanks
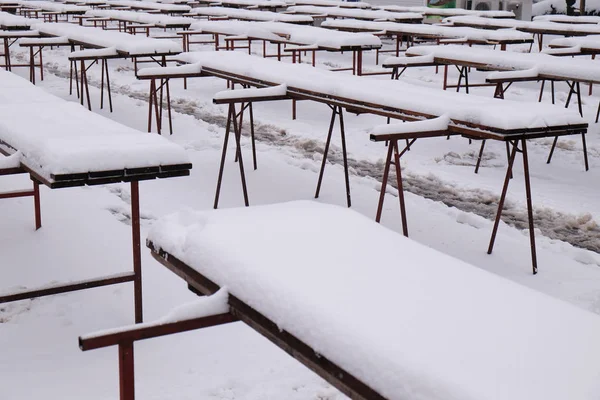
[538,80,545,102]
[234,102,245,163]
[232,104,249,207]
[39,46,43,81]
[315,106,337,200]
[69,60,74,95]
[474,139,486,174]
[118,342,135,400]
[375,140,394,223]
[130,181,143,324]
[214,105,233,209]
[249,102,257,170]
[338,108,351,207]
[392,141,408,237]
[166,79,173,135]
[487,142,518,255]
[83,61,92,111]
[153,83,161,134]
[521,139,537,275]
[100,58,105,110]
[105,60,113,113]
[546,136,558,165]
[29,46,35,84]
[147,79,154,133]
[576,82,583,117]
[582,132,589,171]
[292,99,296,120]
[33,179,41,230]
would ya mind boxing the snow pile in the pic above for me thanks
[33,22,182,55]
[0,69,190,177]
[148,200,600,400]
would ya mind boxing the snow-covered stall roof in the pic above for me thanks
[0,70,189,180]
[106,0,191,12]
[85,9,193,27]
[378,5,515,18]
[33,22,182,55]
[0,10,35,28]
[187,6,314,23]
[321,19,533,43]
[188,20,381,49]
[172,51,583,132]
[404,44,600,83]
[286,5,423,22]
[19,0,89,13]
[148,200,600,400]
[446,15,600,35]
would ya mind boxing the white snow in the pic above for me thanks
[214,83,288,100]
[533,14,600,23]
[19,0,89,13]
[137,63,202,77]
[32,22,182,55]
[287,5,423,22]
[148,200,600,400]
[289,0,372,8]
[85,9,194,26]
[406,45,600,83]
[550,35,600,51]
[446,15,600,35]
[0,69,189,177]
[188,20,382,48]
[0,11,35,28]
[0,151,21,169]
[370,114,450,135]
[106,0,191,12]
[377,5,515,18]
[321,18,533,42]
[69,46,119,59]
[188,6,314,23]
[382,53,435,66]
[177,50,583,131]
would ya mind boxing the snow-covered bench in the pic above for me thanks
[84,9,194,30]
[0,70,191,323]
[78,200,600,400]
[377,4,515,18]
[186,6,314,24]
[286,5,423,23]
[106,0,191,14]
[193,0,288,11]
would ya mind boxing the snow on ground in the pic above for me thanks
[1,26,600,399]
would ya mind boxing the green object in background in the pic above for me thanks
[427,0,456,8]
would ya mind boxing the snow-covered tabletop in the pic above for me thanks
[188,6,314,24]
[172,51,584,134]
[19,0,89,13]
[32,22,182,55]
[85,9,193,27]
[550,35,600,51]
[377,5,515,18]
[0,70,189,182]
[403,45,600,83]
[148,200,600,400]
[0,10,35,28]
[286,5,423,22]
[288,0,371,8]
[533,14,600,24]
[106,0,191,12]
[321,19,533,43]
[194,0,286,8]
[188,20,382,49]
[446,15,600,36]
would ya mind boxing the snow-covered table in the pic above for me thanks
[18,0,89,22]
[0,9,33,30]
[181,20,381,74]
[290,0,372,9]
[0,70,191,323]
[445,15,600,51]
[187,6,314,24]
[321,18,533,61]
[139,51,587,273]
[144,200,600,400]
[84,9,194,29]
[106,0,191,14]
[377,4,515,18]
[286,5,423,23]
[193,0,287,11]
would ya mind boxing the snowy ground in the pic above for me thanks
[2,27,600,399]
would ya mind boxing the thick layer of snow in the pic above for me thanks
[534,14,600,23]
[69,46,119,59]
[370,114,450,135]
[321,18,533,42]
[195,0,287,8]
[85,9,193,26]
[382,53,434,66]
[176,51,584,131]
[20,0,89,12]
[188,6,314,23]
[0,11,35,28]
[378,4,515,18]
[214,83,288,100]
[19,35,70,45]
[107,0,191,11]
[551,34,600,50]
[0,151,21,169]
[32,22,182,55]
[406,45,600,83]
[289,0,372,8]
[0,70,189,177]
[148,200,600,400]
[137,63,202,76]
[446,15,600,35]
[287,5,423,21]
[189,20,382,48]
